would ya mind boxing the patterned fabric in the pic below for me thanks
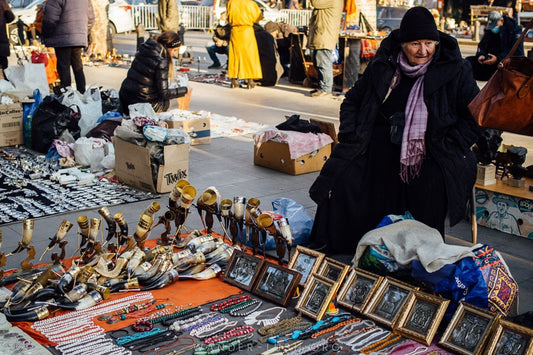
[473,245,518,316]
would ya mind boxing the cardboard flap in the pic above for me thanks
[310,118,338,147]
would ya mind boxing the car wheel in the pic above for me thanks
[108,22,117,37]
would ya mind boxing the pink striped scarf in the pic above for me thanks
[393,52,433,183]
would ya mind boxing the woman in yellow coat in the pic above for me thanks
[227,0,263,89]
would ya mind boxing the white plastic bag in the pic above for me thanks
[4,63,49,96]
[73,137,106,171]
[62,84,103,137]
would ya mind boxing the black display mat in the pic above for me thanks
[0,146,154,225]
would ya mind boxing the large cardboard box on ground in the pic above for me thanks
[165,116,211,145]
[254,140,331,175]
[114,138,189,193]
[253,118,336,175]
[0,102,23,147]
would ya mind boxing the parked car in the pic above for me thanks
[8,0,136,44]
[376,6,410,35]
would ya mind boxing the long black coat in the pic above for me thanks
[119,39,188,114]
[0,0,14,58]
[309,30,480,254]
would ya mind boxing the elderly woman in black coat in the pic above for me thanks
[309,7,480,255]
[119,31,189,115]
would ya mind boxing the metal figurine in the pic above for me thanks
[277,217,294,261]
[39,219,73,261]
[173,184,197,240]
[6,219,34,257]
[257,213,290,265]
[153,210,176,246]
[244,198,260,245]
[113,212,129,246]
[232,196,246,247]
[51,241,68,265]
[249,207,264,256]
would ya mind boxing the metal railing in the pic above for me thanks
[131,5,312,31]
[279,9,312,27]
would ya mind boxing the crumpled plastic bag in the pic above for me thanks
[113,125,146,146]
[129,103,157,120]
[166,128,192,145]
[143,125,168,142]
[73,137,106,171]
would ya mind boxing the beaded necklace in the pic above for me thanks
[152,306,202,325]
[257,314,303,336]
[229,299,263,317]
[349,329,391,352]
[203,325,254,344]
[287,314,353,342]
[169,312,222,332]
[139,335,195,355]
[115,327,167,346]
[244,306,286,326]
[194,320,239,339]
[310,317,360,339]
[210,295,251,311]
[194,333,254,355]
[360,331,403,354]
[260,320,312,343]
[327,323,377,343]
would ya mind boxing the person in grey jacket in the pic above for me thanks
[307,0,342,97]
[42,0,94,93]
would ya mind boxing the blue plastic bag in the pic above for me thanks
[22,89,43,149]
[252,198,313,250]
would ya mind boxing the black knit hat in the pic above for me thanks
[399,6,439,43]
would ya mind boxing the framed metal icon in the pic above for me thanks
[362,276,415,328]
[295,273,338,321]
[484,318,533,355]
[337,267,383,313]
[395,290,450,346]
[439,302,499,355]
[316,257,350,285]
[221,250,264,291]
[252,261,301,307]
[287,245,325,288]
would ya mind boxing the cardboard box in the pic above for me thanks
[0,102,23,147]
[114,138,189,193]
[166,116,211,145]
[254,140,332,175]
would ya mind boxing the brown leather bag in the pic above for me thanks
[468,19,533,135]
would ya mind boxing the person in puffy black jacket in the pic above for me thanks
[119,31,189,115]
[0,0,15,70]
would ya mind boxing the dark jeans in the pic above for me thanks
[55,46,86,93]
[206,44,228,66]
[466,56,498,81]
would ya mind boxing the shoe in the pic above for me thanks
[208,63,221,69]
[310,90,332,98]
[230,79,239,89]
[310,89,318,94]
[247,79,255,89]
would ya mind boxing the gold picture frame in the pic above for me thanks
[336,267,383,313]
[287,245,325,288]
[362,276,416,328]
[439,302,500,355]
[395,290,450,346]
[485,318,533,355]
[316,257,350,286]
[221,250,264,292]
[295,273,338,321]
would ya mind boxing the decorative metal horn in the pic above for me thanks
[77,216,90,246]
[134,214,154,249]
[277,217,293,260]
[175,185,197,236]
[169,179,190,209]
[233,196,246,246]
[6,219,34,257]
[244,198,260,244]
[220,199,232,230]
[98,206,117,245]
[88,218,101,244]
[40,220,73,261]
[143,201,161,217]
[197,188,218,232]
[114,212,129,245]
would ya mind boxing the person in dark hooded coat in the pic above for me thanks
[308,7,480,255]
[0,0,14,70]
[119,31,188,115]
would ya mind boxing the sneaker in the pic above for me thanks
[208,63,221,69]
[310,90,332,98]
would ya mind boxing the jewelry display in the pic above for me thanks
[131,319,154,332]
[349,328,392,352]
[140,335,196,355]
[193,320,239,339]
[244,306,286,326]
[169,312,222,332]
[284,338,329,355]
[124,330,180,353]
[310,317,361,339]
[228,299,263,317]
[257,314,303,336]
[259,320,312,344]
[219,299,256,314]
[203,325,254,344]
[158,307,203,326]
[115,327,167,346]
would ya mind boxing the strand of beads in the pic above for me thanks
[360,332,403,354]
[326,320,377,343]
[195,320,239,339]
[257,314,303,336]
[169,312,222,333]
[229,299,263,317]
[152,306,202,325]
[190,317,234,337]
[115,327,167,346]
[132,319,154,332]
[203,325,254,344]
[182,315,226,333]
[210,295,251,312]
[310,317,360,339]
[194,333,255,355]
[260,320,312,344]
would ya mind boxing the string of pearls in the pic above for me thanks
[31,292,152,353]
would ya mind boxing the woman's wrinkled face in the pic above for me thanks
[402,40,438,66]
